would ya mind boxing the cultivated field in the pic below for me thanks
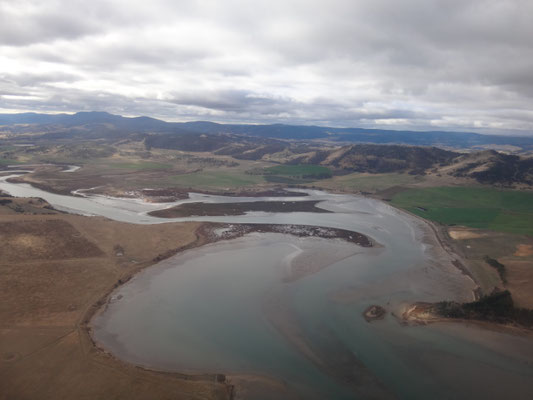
[390,186,533,236]
[310,172,423,193]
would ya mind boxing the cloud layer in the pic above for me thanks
[1,0,533,134]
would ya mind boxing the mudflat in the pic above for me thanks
[149,200,330,217]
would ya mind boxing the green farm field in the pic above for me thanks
[391,187,533,236]
[262,164,332,184]
[106,161,173,170]
[312,172,422,192]
[169,169,266,189]
[264,164,332,177]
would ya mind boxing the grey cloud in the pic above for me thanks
[1,72,80,87]
[169,90,294,113]
[0,3,100,46]
[0,0,532,134]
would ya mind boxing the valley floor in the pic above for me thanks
[1,158,533,399]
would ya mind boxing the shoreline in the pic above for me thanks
[82,221,374,397]
[401,302,533,336]
[81,196,529,393]
[78,221,240,397]
[385,201,481,301]
[381,202,533,334]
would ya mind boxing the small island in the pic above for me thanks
[363,305,387,322]
[149,200,331,218]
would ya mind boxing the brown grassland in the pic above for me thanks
[0,200,232,400]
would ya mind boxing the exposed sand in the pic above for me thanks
[448,227,486,240]
[514,244,533,257]
[283,241,364,282]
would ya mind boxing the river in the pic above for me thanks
[1,170,533,399]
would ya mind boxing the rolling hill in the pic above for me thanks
[2,111,533,150]
[2,111,533,186]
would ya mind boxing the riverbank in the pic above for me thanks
[0,209,233,400]
[385,202,482,300]
[88,223,393,400]
[402,290,533,332]
[402,303,533,337]
[82,220,373,399]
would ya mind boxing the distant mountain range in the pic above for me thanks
[2,111,533,151]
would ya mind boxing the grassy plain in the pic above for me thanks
[390,187,533,236]
[264,164,332,177]
[0,158,19,165]
[389,186,533,303]
[258,164,332,184]
[169,169,266,189]
[107,160,173,170]
[1,141,274,193]
[311,172,423,192]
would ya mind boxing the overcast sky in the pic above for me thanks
[1,0,532,134]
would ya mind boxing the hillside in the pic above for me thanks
[2,111,533,150]
[439,150,533,185]
[2,112,533,187]
[285,144,458,174]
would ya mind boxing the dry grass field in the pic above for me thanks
[0,204,231,400]
[444,226,533,308]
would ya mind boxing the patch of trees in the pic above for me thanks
[470,154,533,185]
[435,290,533,327]
[325,144,457,174]
[484,256,507,284]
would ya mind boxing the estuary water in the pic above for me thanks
[1,172,533,399]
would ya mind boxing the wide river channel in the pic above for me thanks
[1,170,533,399]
